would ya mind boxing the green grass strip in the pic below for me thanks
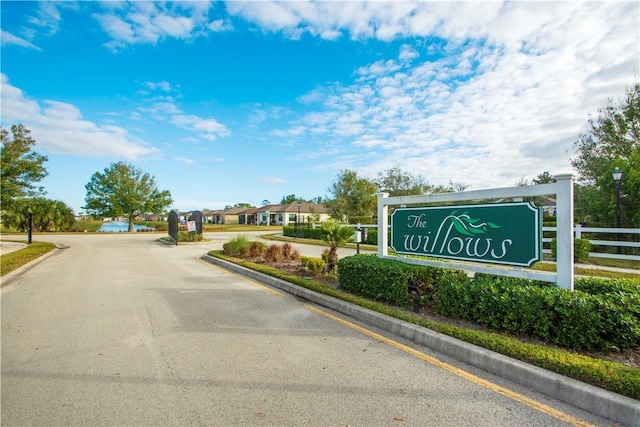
[209,250,640,400]
[1,241,57,276]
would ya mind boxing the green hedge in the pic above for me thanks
[337,255,452,308]
[337,255,411,308]
[433,274,640,352]
[550,238,591,262]
[336,255,639,352]
[348,216,374,224]
[282,225,325,240]
[284,224,381,245]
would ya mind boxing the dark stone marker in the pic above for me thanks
[168,210,179,245]
[192,211,203,234]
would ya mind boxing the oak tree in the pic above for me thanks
[0,124,48,212]
[571,82,639,227]
[84,162,173,232]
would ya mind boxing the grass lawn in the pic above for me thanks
[0,241,57,276]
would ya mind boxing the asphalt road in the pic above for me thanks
[1,233,615,426]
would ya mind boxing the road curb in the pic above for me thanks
[1,244,66,289]
[202,254,640,427]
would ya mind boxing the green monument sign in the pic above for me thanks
[391,202,542,267]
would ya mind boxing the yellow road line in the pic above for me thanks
[304,304,595,427]
[197,256,284,297]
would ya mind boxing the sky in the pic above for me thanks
[1,1,639,215]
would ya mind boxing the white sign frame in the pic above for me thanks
[377,174,575,290]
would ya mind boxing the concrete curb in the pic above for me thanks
[202,254,640,427]
[1,244,66,289]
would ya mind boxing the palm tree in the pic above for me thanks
[320,221,354,273]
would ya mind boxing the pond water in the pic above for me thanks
[98,221,156,233]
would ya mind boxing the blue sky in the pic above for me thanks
[1,1,638,214]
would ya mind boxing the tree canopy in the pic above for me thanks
[84,162,173,232]
[325,169,377,221]
[1,124,48,213]
[571,82,639,227]
[3,197,75,232]
[280,194,300,204]
[374,167,432,196]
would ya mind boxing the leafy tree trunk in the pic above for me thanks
[128,216,134,232]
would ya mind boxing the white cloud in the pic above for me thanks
[176,157,195,166]
[268,1,638,189]
[93,1,230,49]
[208,19,233,32]
[26,2,65,37]
[133,81,230,141]
[0,74,159,160]
[170,115,230,140]
[399,44,419,62]
[0,31,41,50]
[144,81,175,92]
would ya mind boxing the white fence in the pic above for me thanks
[543,225,640,262]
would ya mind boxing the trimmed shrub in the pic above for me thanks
[576,277,640,296]
[337,255,453,309]
[364,229,378,245]
[282,226,325,239]
[550,238,591,262]
[433,273,640,352]
[338,255,410,308]
[306,258,325,275]
[284,224,381,245]
[348,216,374,224]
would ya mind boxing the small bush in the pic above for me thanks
[265,244,284,263]
[178,231,203,242]
[222,235,251,255]
[550,238,591,262]
[249,241,266,257]
[337,255,413,308]
[305,257,325,275]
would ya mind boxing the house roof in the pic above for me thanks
[223,206,251,215]
[276,202,327,213]
[199,203,327,216]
